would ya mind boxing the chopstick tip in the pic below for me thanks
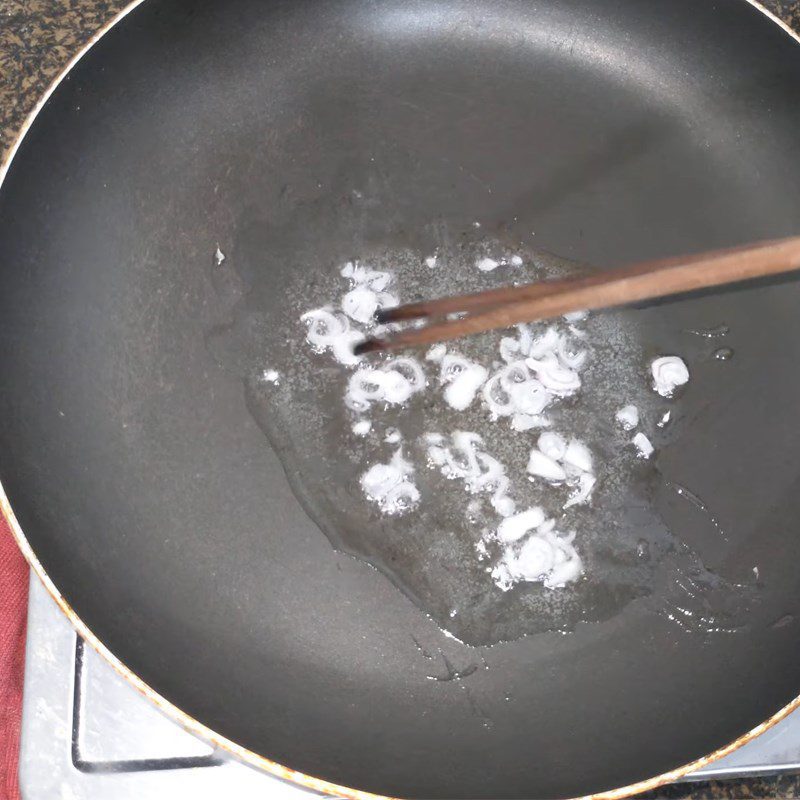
[353,337,386,356]
[374,307,395,324]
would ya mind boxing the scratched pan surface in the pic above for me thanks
[2,0,800,797]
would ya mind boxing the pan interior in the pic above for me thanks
[220,241,757,649]
[1,0,800,797]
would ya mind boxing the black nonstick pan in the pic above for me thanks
[2,0,800,797]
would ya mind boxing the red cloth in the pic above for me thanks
[0,515,27,800]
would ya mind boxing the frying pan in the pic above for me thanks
[2,0,800,797]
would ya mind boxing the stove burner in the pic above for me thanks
[70,638,223,774]
[20,575,800,797]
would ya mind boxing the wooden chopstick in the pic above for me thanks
[374,274,575,323]
[356,236,800,354]
[374,241,778,325]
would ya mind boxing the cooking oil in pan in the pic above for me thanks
[713,346,734,361]
[206,233,756,646]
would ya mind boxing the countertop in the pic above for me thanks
[2,1,800,798]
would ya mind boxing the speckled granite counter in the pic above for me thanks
[2,1,800,798]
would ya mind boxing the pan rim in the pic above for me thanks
[1,0,799,797]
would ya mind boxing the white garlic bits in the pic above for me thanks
[651,356,689,398]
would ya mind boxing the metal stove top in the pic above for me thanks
[20,574,800,798]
